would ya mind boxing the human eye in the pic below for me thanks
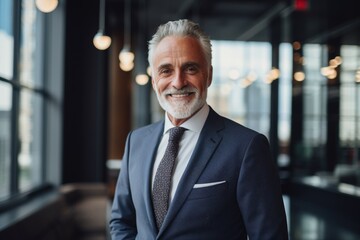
[160,68,171,74]
[158,65,173,77]
[184,63,199,74]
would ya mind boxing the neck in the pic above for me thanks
[167,104,205,126]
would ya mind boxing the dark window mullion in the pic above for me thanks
[9,0,22,195]
[40,13,47,183]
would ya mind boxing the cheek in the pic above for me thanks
[152,78,168,93]
[192,76,209,91]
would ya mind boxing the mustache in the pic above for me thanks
[162,86,198,95]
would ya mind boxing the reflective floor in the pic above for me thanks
[284,195,360,240]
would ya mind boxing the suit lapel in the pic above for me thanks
[158,108,225,236]
[141,121,164,233]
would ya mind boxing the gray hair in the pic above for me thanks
[148,19,212,67]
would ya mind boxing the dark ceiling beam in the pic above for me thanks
[236,1,292,41]
[306,18,360,43]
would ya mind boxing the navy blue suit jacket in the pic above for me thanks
[110,108,288,239]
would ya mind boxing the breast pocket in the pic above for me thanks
[188,181,228,200]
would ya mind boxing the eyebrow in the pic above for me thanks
[157,63,172,72]
[182,61,200,69]
[156,61,201,72]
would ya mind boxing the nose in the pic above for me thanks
[171,70,187,89]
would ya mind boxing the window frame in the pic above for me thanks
[0,0,53,212]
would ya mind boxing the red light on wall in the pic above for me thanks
[294,0,309,11]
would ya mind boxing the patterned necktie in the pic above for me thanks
[152,127,186,230]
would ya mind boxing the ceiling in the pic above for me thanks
[107,0,360,46]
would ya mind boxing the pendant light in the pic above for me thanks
[35,0,58,13]
[119,0,134,71]
[93,0,111,50]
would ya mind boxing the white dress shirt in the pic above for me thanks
[151,104,210,201]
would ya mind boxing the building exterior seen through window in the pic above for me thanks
[0,0,46,202]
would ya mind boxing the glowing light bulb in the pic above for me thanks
[135,74,149,85]
[119,49,135,63]
[294,71,305,81]
[36,0,58,13]
[93,32,111,50]
[356,68,360,83]
[119,61,134,72]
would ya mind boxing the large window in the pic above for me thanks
[0,82,12,199]
[339,45,360,166]
[208,40,272,136]
[290,42,360,183]
[278,43,293,169]
[207,40,293,170]
[301,44,327,170]
[0,1,14,80]
[0,0,47,204]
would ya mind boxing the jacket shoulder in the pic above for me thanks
[129,120,164,138]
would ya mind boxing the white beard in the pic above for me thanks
[155,86,206,119]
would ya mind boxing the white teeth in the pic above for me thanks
[171,93,189,97]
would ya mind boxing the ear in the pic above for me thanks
[207,66,213,87]
[151,75,156,91]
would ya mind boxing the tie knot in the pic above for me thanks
[169,127,186,143]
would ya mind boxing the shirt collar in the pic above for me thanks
[163,104,209,134]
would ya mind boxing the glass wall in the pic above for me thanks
[278,43,293,169]
[208,40,272,137]
[0,83,12,199]
[0,0,15,201]
[0,0,14,80]
[0,0,48,204]
[289,41,360,188]
[339,45,360,161]
[301,44,327,172]
[206,40,294,171]
[207,39,360,188]
[17,0,45,192]
[337,45,360,185]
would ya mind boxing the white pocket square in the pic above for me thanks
[193,180,226,189]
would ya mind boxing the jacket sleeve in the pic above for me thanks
[237,134,289,239]
[109,132,137,240]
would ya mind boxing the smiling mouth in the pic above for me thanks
[168,92,194,98]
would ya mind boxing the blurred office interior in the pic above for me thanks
[0,0,360,239]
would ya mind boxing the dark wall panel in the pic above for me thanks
[62,0,108,183]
